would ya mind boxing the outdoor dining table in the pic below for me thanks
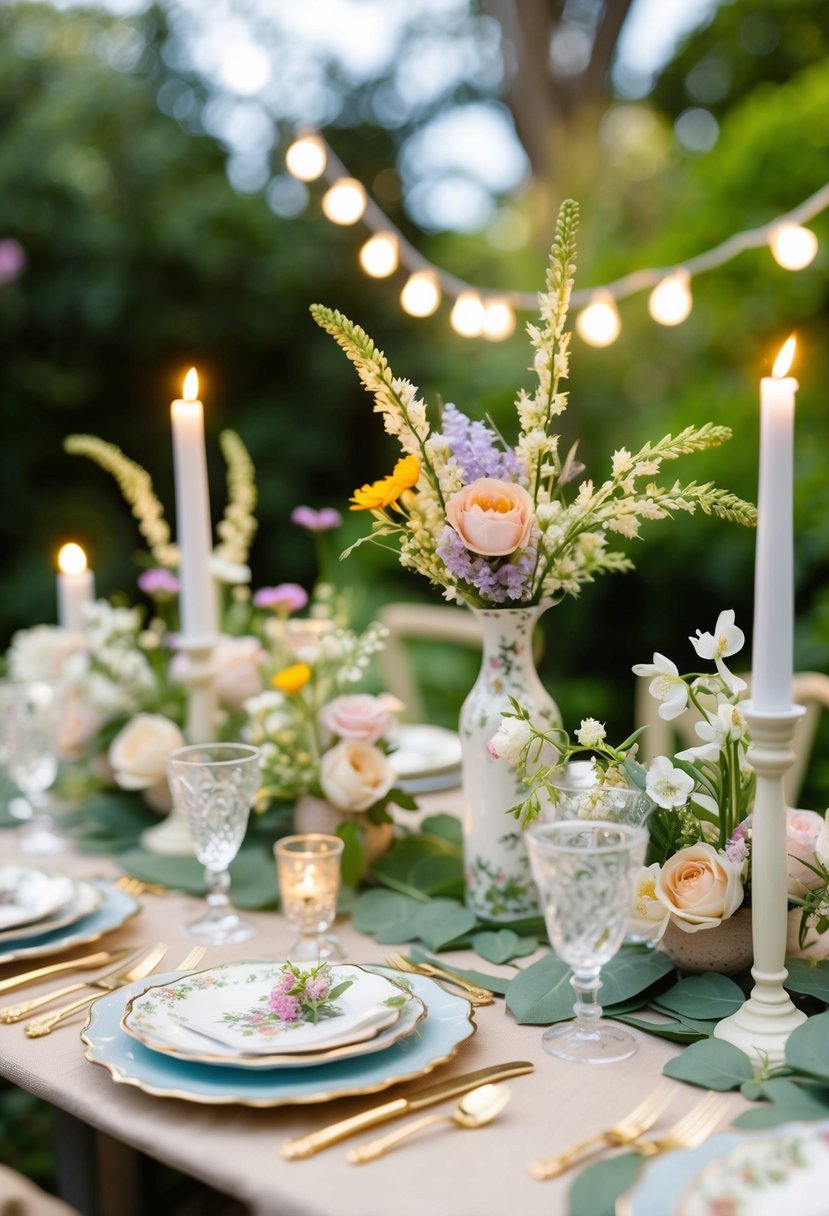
[0,797,744,1216]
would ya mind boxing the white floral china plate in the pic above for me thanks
[0,880,139,964]
[122,961,410,1063]
[0,875,102,943]
[0,865,77,932]
[388,725,462,792]
[616,1118,829,1216]
[84,967,474,1106]
[122,965,427,1069]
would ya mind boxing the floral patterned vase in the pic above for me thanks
[461,605,559,921]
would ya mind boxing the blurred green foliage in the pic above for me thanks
[0,0,828,801]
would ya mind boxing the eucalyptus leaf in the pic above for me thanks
[472,929,537,965]
[654,973,745,1020]
[732,1078,829,1129]
[783,959,829,1003]
[373,919,421,945]
[568,1152,642,1216]
[611,1012,708,1043]
[420,814,463,847]
[505,953,574,1024]
[784,1010,829,1081]
[413,900,478,951]
[352,889,423,934]
[335,821,365,889]
[595,947,675,1007]
[409,854,465,898]
[663,1037,755,1090]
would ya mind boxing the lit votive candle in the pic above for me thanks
[275,834,345,962]
[57,543,95,631]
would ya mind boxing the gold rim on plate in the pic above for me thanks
[0,879,102,944]
[119,962,427,1068]
[81,967,477,1107]
[0,881,141,965]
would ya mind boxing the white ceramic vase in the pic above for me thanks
[460,604,559,921]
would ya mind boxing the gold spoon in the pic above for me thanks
[346,1084,510,1164]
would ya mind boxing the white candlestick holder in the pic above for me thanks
[714,703,807,1065]
[141,638,217,857]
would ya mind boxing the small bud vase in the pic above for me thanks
[461,604,559,921]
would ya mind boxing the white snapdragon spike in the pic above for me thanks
[689,609,747,694]
[487,716,533,763]
[632,652,689,720]
[646,755,695,809]
[575,717,606,748]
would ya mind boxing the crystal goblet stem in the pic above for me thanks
[0,680,65,856]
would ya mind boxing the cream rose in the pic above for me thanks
[108,714,184,791]
[445,478,534,557]
[318,694,393,744]
[487,717,532,763]
[319,740,395,812]
[628,863,671,942]
[7,625,85,682]
[56,699,102,761]
[211,636,266,710]
[656,842,743,933]
[786,807,826,898]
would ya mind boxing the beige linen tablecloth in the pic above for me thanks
[0,824,743,1216]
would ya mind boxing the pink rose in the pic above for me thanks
[56,699,102,761]
[786,807,826,898]
[318,694,393,744]
[212,636,266,710]
[445,478,534,557]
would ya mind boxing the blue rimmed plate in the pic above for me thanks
[83,968,475,1106]
[0,880,139,963]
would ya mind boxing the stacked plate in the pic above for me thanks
[0,864,139,964]
[388,725,462,794]
[82,960,476,1107]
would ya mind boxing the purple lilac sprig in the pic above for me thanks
[437,526,536,604]
[439,404,522,484]
[266,961,353,1025]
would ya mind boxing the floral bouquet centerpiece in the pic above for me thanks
[311,198,756,920]
[497,607,829,970]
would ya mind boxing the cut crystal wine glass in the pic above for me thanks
[0,680,66,855]
[166,743,261,944]
[525,820,648,1064]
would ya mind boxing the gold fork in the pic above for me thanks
[176,946,206,971]
[384,954,495,1006]
[531,1085,676,1180]
[631,1093,731,1158]
[116,875,167,897]
[24,942,169,1037]
[0,946,147,1023]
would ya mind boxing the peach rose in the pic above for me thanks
[108,714,184,791]
[786,807,826,898]
[56,699,102,761]
[318,694,393,744]
[445,478,534,557]
[319,740,395,812]
[212,636,266,710]
[655,842,743,933]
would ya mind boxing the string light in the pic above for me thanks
[285,133,327,182]
[648,269,693,326]
[769,223,819,271]
[359,232,399,278]
[285,133,828,342]
[576,292,621,347]
[321,178,367,225]
[450,291,485,337]
[401,270,441,317]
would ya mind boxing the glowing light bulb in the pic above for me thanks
[183,367,199,401]
[482,299,516,342]
[648,270,693,326]
[576,292,621,347]
[321,178,367,225]
[772,335,796,378]
[769,223,818,271]
[400,271,441,318]
[58,542,87,575]
[285,134,327,183]
[450,292,485,338]
[359,232,398,278]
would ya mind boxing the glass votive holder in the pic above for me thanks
[274,834,345,962]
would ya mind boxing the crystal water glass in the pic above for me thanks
[167,743,261,945]
[274,834,344,962]
[526,820,648,1064]
[0,680,65,855]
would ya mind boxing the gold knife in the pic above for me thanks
[0,948,134,997]
[281,1061,534,1160]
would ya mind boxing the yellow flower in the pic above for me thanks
[349,456,421,512]
[272,663,311,694]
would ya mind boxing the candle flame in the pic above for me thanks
[58,542,87,575]
[183,367,199,401]
[772,336,796,379]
